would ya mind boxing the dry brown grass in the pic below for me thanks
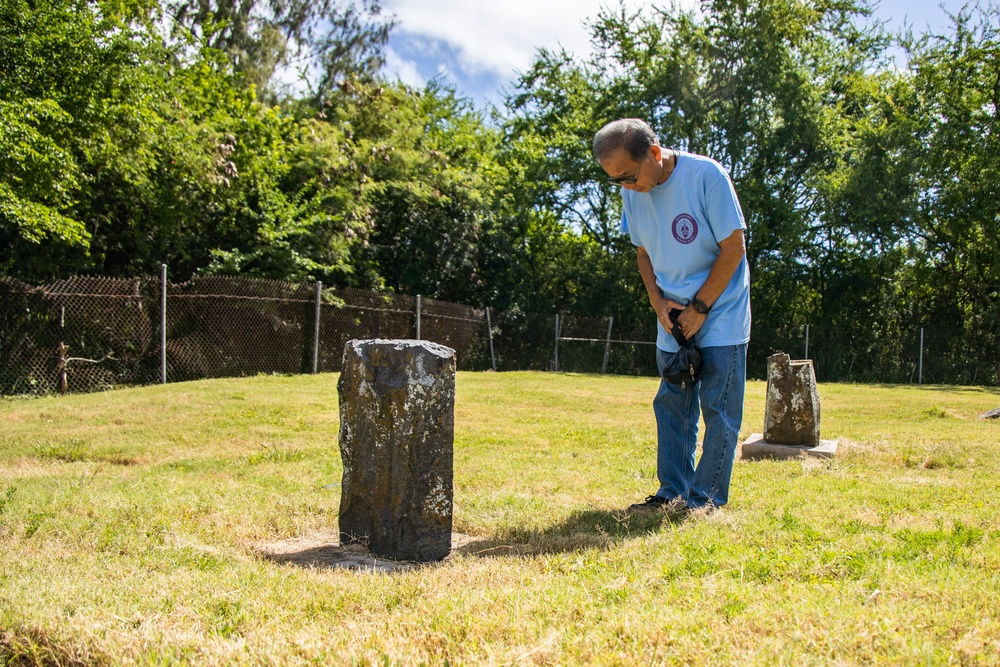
[1,373,998,665]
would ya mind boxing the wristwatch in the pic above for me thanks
[691,297,711,315]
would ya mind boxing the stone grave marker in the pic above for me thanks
[741,352,839,460]
[337,339,455,562]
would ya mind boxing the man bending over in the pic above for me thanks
[593,118,751,513]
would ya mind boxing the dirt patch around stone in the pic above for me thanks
[255,529,477,573]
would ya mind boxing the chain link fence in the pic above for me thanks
[4,274,984,396]
[0,272,669,397]
[0,276,160,395]
[770,323,998,386]
[0,275,506,396]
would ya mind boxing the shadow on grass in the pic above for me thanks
[254,508,681,573]
[455,506,682,560]
[254,528,434,573]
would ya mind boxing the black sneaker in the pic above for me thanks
[628,495,669,511]
[628,495,689,518]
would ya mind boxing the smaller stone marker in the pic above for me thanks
[338,339,455,562]
[979,408,1000,420]
[741,352,838,460]
[764,352,820,447]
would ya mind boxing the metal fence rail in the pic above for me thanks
[552,314,659,377]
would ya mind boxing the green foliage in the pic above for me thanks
[0,0,491,288]
[353,82,504,302]
[2,0,1000,384]
[897,6,1000,383]
[0,99,85,245]
[0,0,160,277]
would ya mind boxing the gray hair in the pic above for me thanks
[593,119,658,162]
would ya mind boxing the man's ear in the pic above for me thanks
[649,144,662,162]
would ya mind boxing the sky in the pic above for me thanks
[379,0,978,110]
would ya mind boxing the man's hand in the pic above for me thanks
[676,306,707,339]
[652,296,686,335]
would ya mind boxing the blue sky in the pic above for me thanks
[380,0,978,110]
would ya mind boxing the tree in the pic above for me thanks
[165,0,393,99]
[345,81,505,304]
[0,0,164,279]
[896,5,1000,383]
[0,0,381,283]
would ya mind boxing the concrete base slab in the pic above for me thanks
[740,433,839,461]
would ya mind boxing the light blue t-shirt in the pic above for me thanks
[620,151,751,352]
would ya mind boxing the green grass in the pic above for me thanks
[1,372,998,665]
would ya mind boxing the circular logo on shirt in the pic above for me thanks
[672,214,699,244]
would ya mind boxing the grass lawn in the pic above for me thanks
[1,371,999,665]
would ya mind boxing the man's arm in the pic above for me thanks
[676,229,746,338]
[637,246,686,335]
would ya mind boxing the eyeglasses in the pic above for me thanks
[608,173,638,185]
[607,157,643,185]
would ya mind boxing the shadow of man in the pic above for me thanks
[455,506,683,560]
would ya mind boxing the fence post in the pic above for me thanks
[486,307,496,372]
[312,281,322,374]
[804,324,810,359]
[160,263,167,384]
[919,327,924,385]
[602,316,614,374]
[57,341,68,395]
[554,314,560,372]
[416,294,422,340]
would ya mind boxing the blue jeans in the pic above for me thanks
[653,344,746,508]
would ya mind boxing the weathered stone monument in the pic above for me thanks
[338,339,455,562]
[979,408,1000,420]
[741,352,838,460]
[763,352,820,447]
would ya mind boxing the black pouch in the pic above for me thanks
[661,308,702,388]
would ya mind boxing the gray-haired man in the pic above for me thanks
[594,118,751,512]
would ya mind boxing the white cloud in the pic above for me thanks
[381,0,657,79]
[383,46,424,88]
